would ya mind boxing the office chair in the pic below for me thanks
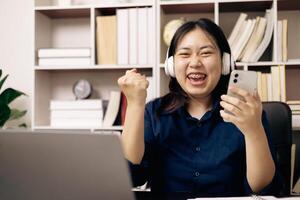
[262,101,292,196]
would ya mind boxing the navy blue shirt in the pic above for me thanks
[129,98,280,197]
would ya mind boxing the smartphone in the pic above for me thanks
[227,70,258,102]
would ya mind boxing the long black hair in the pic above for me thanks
[157,18,233,115]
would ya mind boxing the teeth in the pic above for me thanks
[188,73,206,79]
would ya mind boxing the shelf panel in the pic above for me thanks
[236,60,300,67]
[278,0,300,11]
[34,126,123,131]
[35,65,153,70]
[160,61,300,69]
[160,2,214,14]
[35,7,91,18]
[219,0,273,12]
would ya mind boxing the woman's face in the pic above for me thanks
[174,28,222,100]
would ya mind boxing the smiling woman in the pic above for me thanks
[118,18,282,198]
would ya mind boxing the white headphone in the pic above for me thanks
[164,48,235,77]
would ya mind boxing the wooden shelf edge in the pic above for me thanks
[34,65,153,70]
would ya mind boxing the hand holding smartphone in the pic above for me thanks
[227,70,258,102]
[224,70,258,116]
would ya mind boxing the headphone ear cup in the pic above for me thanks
[164,56,175,77]
[222,52,231,75]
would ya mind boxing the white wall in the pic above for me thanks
[0,1,34,128]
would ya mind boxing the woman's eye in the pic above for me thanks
[201,52,212,56]
[178,53,190,57]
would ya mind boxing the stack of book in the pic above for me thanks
[50,99,103,128]
[96,7,154,65]
[287,101,300,128]
[228,7,288,63]
[38,48,91,66]
[256,65,286,102]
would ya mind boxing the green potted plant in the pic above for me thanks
[0,69,27,128]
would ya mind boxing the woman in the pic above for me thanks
[118,18,280,198]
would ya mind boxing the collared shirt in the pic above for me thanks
[129,98,280,197]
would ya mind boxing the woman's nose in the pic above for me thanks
[189,54,202,68]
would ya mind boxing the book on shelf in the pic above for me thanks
[147,7,155,65]
[240,17,267,62]
[282,19,288,62]
[279,65,286,102]
[277,20,283,62]
[232,19,256,61]
[266,73,272,102]
[96,15,117,64]
[39,57,91,66]
[288,104,300,111]
[51,118,103,128]
[129,8,138,65]
[137,7,148,65]
[228,13,248,48]
[146,76,155,103]
[51,110,103,119]
[256,71,262,100]
[271,66,281,101]
[117,9,129,65]
[260,73,268,102]
[50,99,103,110]
[249,8,274,62]
[103,91,121,127]
[38,48,91,58]
[292,114,300,128]
[239,17,260,61]
[120,92,127,125]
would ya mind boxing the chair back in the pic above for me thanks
[262,101,292,196]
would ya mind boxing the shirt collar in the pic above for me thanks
[161,98,221,120]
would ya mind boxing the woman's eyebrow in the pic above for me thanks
[177,44,215,52]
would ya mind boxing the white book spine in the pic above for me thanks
[117,9,129,65]
[228,13,248,46]
[279,65,286,102]
[129,8,138,65]
[233,19,256,61]
[38,48,91,58]
[146,76,155,103]
[147,7,155,65]
[271,66,280,101]
[137,8,148,65]
[266,73,273,101]
[51,110,103,119]
[249,9,274,62]
[277,20,283,62]
[50,100,103,110]
[292,115,300,127]
[39,58,91,66]
[103,91,121,127]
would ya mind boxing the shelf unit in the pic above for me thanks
[33,0,156,130]
[33,0,300,130]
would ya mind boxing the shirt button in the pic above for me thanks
[197,122,202,127]
[195,147,201,152]
[194,172,200,177]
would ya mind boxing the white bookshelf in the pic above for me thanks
[33,0,300,130]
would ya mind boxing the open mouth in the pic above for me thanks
[187,73,207,82]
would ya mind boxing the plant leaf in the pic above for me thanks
[0,69,2,78]
[8,109,27,121]
[0,88,25,104]
[0,101,11,127]
[0,74,8,91]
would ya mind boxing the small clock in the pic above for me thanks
[72,79,92,99]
